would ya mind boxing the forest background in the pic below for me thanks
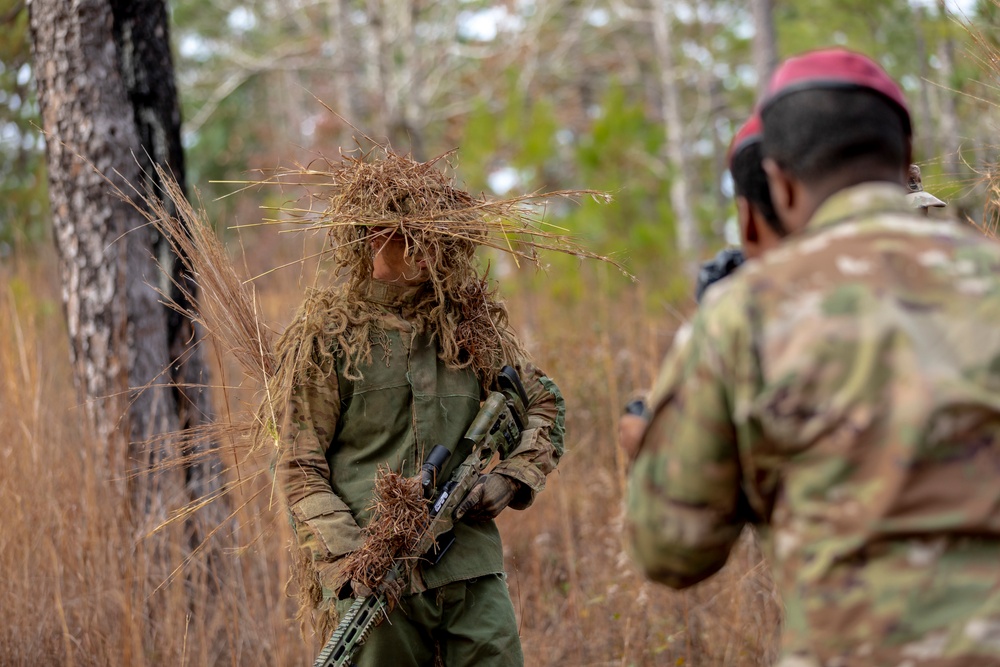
[1,0,999,665]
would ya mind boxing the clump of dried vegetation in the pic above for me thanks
[340,468,428,599]
[249,145,620,272]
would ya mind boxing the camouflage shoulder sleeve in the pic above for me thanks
[275,336,363,563]
[626,290,748,588]
[492,361,565,510]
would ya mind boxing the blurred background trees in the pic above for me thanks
[3,0,994,281]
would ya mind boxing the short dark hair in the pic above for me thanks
[730,140,782,234]
[761,87,908,185]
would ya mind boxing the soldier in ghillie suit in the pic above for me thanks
[272,149,565,666]
[626,48,1000,666]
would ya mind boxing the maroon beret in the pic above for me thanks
[728,113,763,168]
[761,48,911,134]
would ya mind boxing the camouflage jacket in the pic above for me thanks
[276,280,565,594]
[627,183,1000,666]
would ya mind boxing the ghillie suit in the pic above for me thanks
[261,146,617,641]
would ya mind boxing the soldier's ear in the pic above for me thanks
[762,157,795,229]
[737,196,759,242]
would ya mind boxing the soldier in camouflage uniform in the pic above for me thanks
[275,165,565,666]
[626,48,1000,666]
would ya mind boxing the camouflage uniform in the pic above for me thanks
[627,183,1000,666]
[277,279,565,665]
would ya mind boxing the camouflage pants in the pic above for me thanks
[334,574,523,667]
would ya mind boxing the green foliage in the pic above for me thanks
[9,0,997,280]
[777,0,921,61]
[180,80,268,202]
[0,2,49,253]
[458,75,687,301]
[775,0,995,205]
[458,98,501,192]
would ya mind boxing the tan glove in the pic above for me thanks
[316,558,373,600]
[455,473,520,522]
[316,557,351,600]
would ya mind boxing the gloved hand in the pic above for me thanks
[455,473,520,522]
[316,558,371,601]
[337,579,372,600]
[620,397,650,463]
[316,557,351,600]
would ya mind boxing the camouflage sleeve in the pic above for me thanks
[492,361,565,510]
[275,340,364,567]
[626,306,746,589]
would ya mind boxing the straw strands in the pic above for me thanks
[234,145,624,276]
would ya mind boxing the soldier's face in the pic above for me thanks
[370,230,431,286]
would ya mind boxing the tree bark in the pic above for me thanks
[651,0,702,278]
[751,0,778,98]
[29,0,224,540]
[30,0,149,469]
[914,6,938,163]
[935,0,963,181]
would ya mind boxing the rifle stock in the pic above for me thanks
[313,366,529,667]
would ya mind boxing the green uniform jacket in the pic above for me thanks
[278,280,565,594]
[628,183,1000,666]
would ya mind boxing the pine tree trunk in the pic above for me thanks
[29,0,225,542]
[30,0,152,470]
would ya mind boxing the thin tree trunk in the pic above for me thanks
[651,0,701,277]
[367,0,426,157]
[936,0,963,180]
[751,0,778,97]
[914,6,938,163]
[328,0,359,122]
[709,78,729,222]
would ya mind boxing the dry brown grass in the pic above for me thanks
[0,238,781,665]
[0,247,310,666]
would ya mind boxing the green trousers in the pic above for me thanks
[334,574,524,667]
